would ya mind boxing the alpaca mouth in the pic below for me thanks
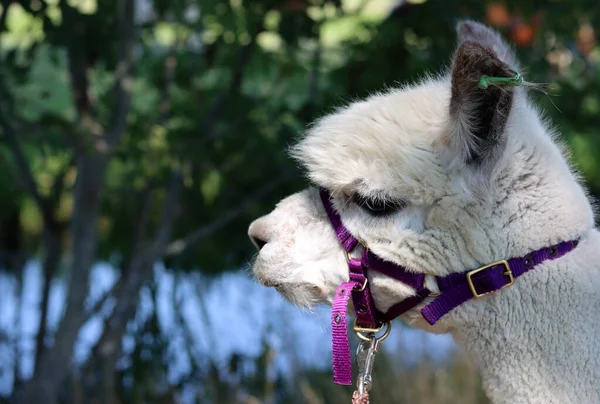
[273,282,324,309]
[258,277,281,288]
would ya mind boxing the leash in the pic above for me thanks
[320,188,580,401]
[352,391,369,404]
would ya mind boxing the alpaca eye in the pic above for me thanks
[353,193,406,216]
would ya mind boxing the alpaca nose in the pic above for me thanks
[248,218,270,251]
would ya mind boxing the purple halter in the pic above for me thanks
[320,188,579,385]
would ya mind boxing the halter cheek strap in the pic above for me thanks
[322,189,432,384]
[321,188,580,386]
[322,190,382,384]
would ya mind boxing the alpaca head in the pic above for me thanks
[248,21,593,332]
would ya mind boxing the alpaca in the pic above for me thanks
[248,20,600,404]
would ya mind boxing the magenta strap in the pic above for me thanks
[331,281,359,385]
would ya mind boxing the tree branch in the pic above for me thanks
[13,3,138,403]
[301,29,322,121]
[93,39,183,357]
[84,282,116,320]
[308,39,321,106]
[199,21,264,141]
[0,1,9,32]
[1,121,56,227]
[0,65,55,226]
[159,53,177,125]
[135,185,156,243]
[152,172,183,247]
[90,171,182,366]
[34,232,62,374]
[11,266,26,393]
[105,0,135,148]
[79,43,179,390]
[166,170,294,257]
[0,30,68,386]
[49,155,75,207]
[61,3,94,122]
[171,283,210,369]
[119,182,155,275]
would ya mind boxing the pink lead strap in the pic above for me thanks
[331,281,360,385]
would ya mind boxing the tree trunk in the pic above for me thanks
[10,1,136,401]
[11,258,26,393]
[34,228,63,373]
[13,155,108,404]
[89,173,182,402]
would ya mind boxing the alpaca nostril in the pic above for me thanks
[248,218,270,251]
[251,235,268,251]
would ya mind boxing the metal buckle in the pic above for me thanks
[354,277,368,292]
[345,250,353,262]
[345,240,367,262]
[353,319,391,341]
[345,246,368,292]
[466,260,514,298]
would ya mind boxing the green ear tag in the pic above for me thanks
[479,71,524,90]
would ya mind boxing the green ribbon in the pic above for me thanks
[479,71,524,89]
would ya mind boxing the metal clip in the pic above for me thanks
[354,321,391,395]
[356,335,379,395]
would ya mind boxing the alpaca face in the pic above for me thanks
[248,21,593,330]
[249,79,454,311]
[249,78,463,330]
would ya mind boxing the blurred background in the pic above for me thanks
[0,0,598,403]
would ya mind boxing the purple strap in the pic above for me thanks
[421,239,579,325]
[383,288,430,321]
[320,189,359,252]
[362,251,425,289]
[349,255,380,328]
[320,187,580,387]
[322,190,383,384]
[320,189,381,326]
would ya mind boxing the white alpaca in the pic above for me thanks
[248,20,600,404]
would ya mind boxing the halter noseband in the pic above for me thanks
[320,188,580,386]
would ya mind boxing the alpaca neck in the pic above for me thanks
[451,229,600,404]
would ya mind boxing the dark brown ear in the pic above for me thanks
[457,20,519,68]
[446,21,520,195]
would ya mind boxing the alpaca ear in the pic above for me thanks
[457,20,519,68]
[446,21,521,195]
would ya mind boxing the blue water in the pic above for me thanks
[0,261,457,396]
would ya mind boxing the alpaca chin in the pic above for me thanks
[274,282,324,309]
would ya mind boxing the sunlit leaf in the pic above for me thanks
[201,170,222,205]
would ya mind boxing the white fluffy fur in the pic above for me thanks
[248,22,600,403]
